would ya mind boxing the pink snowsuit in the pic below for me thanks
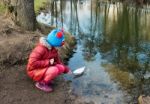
[26,37,69,83]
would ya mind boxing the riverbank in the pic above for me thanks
[0,15,92,104]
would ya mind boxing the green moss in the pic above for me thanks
[0,3,6,14]
[0,0,47,14]
[34,0,48,14]
[64,32,76,46]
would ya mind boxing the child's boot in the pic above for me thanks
[35,82,53,92]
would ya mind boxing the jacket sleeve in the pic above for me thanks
[28,45,50,69]
[55,55,70,73]
[54,50,70,73]
[63,66,70,73]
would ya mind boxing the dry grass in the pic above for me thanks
[104,64,135,89]
[0,15,76,66]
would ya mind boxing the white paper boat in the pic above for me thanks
[73,66,85,76]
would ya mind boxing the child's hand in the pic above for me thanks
[50,58,54,65]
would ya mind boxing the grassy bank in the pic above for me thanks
[0,0,48,14]
[0,3,6,14]
[34,0,48,14]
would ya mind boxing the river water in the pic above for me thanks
[39,0,150,103]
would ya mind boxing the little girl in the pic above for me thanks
[26,29,71,92]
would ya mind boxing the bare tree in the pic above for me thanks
[16,0,36,31]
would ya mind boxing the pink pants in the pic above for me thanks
[42,64,65,83]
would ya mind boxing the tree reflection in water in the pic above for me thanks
[100,3,150,102]
[43,0,150,103]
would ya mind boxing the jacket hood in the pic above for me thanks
[39,37,52,50]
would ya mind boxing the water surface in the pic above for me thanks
[41,0,150,103]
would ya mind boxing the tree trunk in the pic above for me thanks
[2,0,36,31]
[16,0,36,31]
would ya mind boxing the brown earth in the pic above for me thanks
[0,15,90,104]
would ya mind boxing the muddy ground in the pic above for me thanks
[0,65,74,104]
[0,15,91,104]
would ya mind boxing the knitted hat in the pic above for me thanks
[46,29,65,47]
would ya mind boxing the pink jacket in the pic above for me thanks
[26,37,69,81]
